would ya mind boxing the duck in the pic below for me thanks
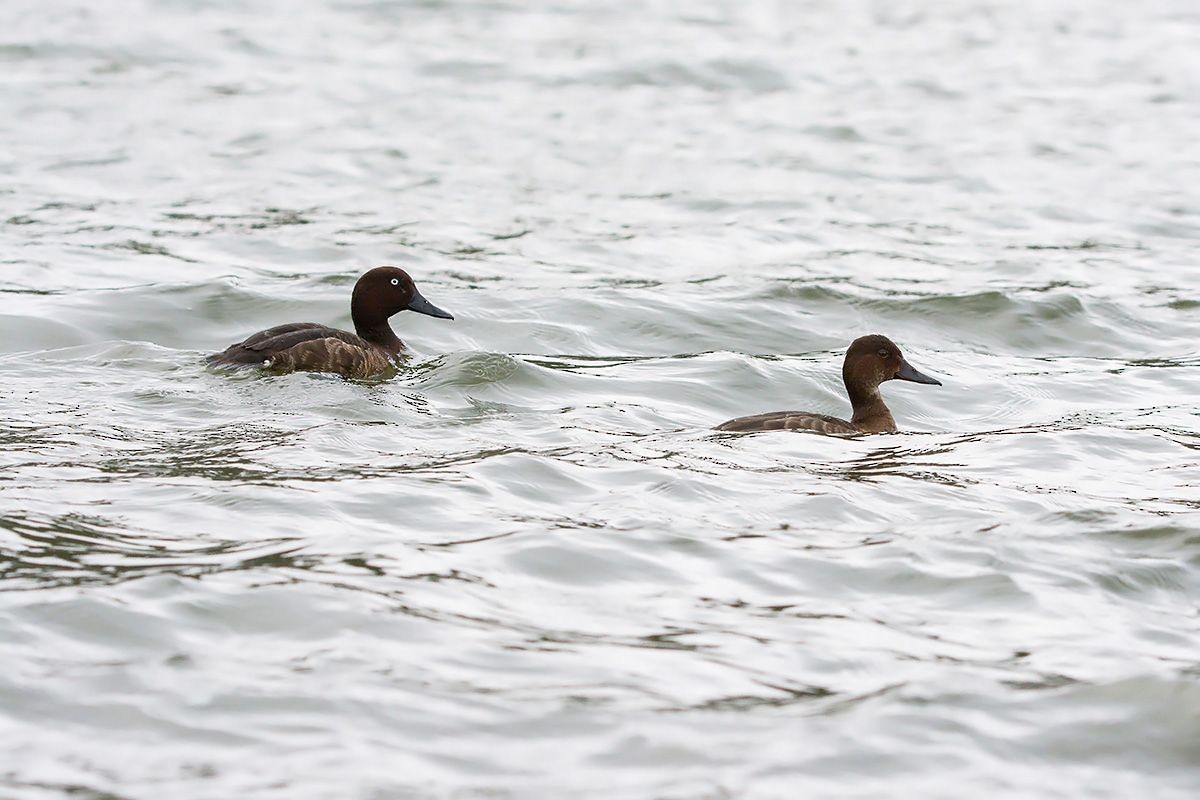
[716,334,941,435]
[207,266,453,379]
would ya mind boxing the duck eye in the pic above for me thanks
[877,348,888,358]
[390,278,399,286]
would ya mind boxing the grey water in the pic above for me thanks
[2,1,1199,798]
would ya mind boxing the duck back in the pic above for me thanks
[207,323,396,378]
[715,411,859,435]
[206,323,373,366]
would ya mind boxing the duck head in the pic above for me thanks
[843,334,941,398]
[350,265,453,329]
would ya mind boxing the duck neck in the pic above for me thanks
[351,298,403,353]
[355,321,403,352]
[846,384,897,433]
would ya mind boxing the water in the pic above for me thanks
[2,0,1199,797]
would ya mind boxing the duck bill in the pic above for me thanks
[896,359,941,385]
[407,290,454,320]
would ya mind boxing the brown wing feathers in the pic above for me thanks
[262,337,393,379]
[716,412,859,435]
[207,325,375,369]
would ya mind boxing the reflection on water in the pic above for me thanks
[2,0,1200,798]
[1,509,309,591]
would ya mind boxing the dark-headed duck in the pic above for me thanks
[716,334,941,435]
[207,266,452,379]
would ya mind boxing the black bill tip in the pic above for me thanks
[896,358,942,386]
[407,290,454,320]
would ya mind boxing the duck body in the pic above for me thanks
[208,322,400,379]
[715,410,863,436]
[207,266,452,379]
[716,334,940,436]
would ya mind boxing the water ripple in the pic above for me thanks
[2,0,1199,797]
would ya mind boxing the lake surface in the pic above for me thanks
[2,1,1199,797]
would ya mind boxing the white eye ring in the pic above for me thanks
[390,278,399,286]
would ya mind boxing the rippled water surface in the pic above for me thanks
[3,1,1200,797]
